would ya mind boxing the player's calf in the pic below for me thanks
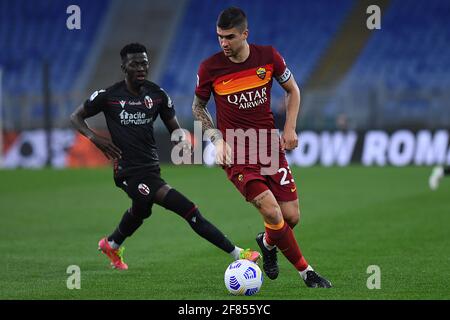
[108,204,151,248]
[251,190,284,224]
[160,188,241,256]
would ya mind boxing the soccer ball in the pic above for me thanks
[224,259,263,296]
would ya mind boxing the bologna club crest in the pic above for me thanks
[144,96,153,109]
[138,183,150,196]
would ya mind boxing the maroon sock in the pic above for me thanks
[265,221,308,271]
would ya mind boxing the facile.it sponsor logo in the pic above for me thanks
[119,110,151,125]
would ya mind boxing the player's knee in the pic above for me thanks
[186,209,204,226]
[131,203,152,220]
[286,212,299,228]
[161,188,196,219]
[140,209,152,220]
[290,206,301,227]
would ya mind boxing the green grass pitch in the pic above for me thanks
[1,165,449,300]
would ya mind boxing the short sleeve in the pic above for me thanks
[195,62,212,101]
[158,89,176,122]
[83,89,107,116]
[272,47,292,84]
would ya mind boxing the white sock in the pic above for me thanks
[230,246,243,260]
[263,235,276,251]
[299,265,314,280]
[108,240,120,249]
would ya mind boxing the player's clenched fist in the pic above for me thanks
[281,129,298,151]
[214,138,232,166]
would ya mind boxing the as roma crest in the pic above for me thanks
[144,95,153,109]
[256,67,266,80]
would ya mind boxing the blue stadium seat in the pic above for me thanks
[0,0,110,112]
[334,0,450,125]
[342,0,450,91]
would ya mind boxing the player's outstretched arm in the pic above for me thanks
[192,95,231,165]
[280,75,301,151]
[70,104,122,160]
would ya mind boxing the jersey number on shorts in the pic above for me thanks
[278,167,294,186]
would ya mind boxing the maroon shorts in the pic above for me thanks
[224,153,298,202]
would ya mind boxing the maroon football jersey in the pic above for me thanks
[195,44,291,165]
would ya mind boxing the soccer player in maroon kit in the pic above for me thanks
[192,7,332,288]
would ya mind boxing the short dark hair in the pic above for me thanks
[217,7,247,32]
[120,43,148,61]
